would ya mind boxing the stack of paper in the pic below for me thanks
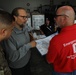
[36,32,58,55]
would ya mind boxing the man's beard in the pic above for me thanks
[19,24,24,28]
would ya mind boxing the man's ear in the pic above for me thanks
[0,28,6,36]
[61,16,66,25]
[14,16,17,21]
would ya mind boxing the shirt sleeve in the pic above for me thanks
[2,37,32,62]
[46,39,58,64]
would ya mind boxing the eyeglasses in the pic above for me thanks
[54,14,69,18]
[18,15,28,19]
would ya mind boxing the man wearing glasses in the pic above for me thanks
[46,6,76,75]
[2,7,36,75]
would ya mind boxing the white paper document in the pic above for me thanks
[36,32,58,55]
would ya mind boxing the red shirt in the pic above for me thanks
[46,24,76,72]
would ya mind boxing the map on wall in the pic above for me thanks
[32,15,45,30]
[26,17,31,27]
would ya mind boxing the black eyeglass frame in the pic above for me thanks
[54,14,69,18]
[18,15,28,19]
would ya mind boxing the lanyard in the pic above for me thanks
[47,26,52,31]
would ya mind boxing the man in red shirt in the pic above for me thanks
[46,5,76,75]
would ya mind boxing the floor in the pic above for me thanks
[30,48,53,75]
